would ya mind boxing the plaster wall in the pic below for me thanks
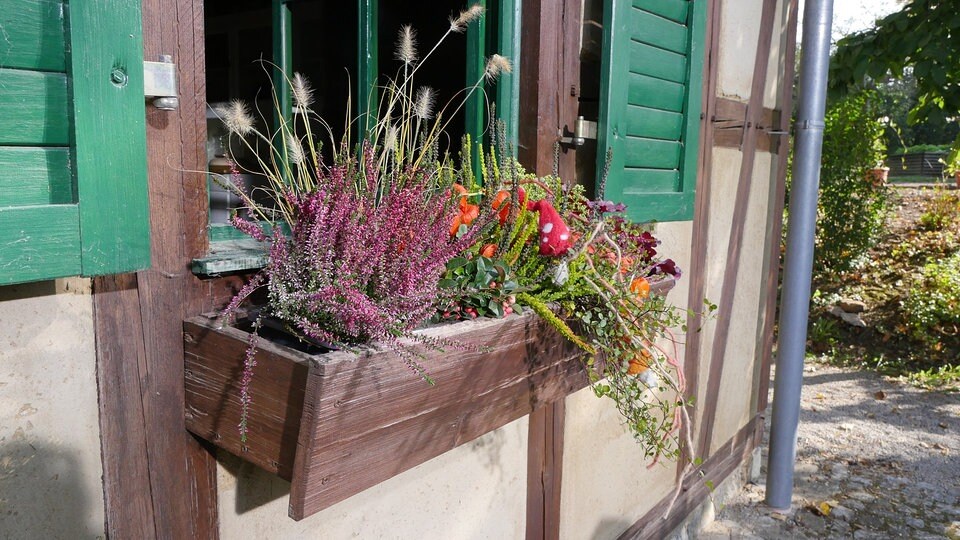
[0,279,105,538]
[558,221,693,539]
[217,416,528,539]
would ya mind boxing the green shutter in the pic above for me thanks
[597,0,706,222]
[0,0,149,285]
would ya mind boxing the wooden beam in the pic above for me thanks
[757,0,800,414]
[618,414,762,540]
[517,0,581,181]
[681,0,722,475]
[526,401,565,540]
[695,0,779,459]
[94,0,219,537]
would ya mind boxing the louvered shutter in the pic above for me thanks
[597,0,706,222]
[0,0,149,285]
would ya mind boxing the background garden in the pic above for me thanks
[791,0,960,390]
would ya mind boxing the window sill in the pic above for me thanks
[190,239,267,275]
[183,310,588,520]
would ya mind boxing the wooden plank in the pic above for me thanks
[465,0,487,181]
[629,40,687,83]
[355,0,377,134]
[0,147,73,206]
[92,273,157,539]
[622,167,680,192]
[627,72,685,112]
[184,318,312,479]
[188,309,589,520]
[0,68,69,145]
[680,0,721,480]
[0,204,80,285]
[618,415,760,539]
[620,191,694,223]
[632,0,688,25]
[70,0,150,276]
[696,0,778,459]
[630,7,688,55]
[495,0,522,145]
[622,136,682,169]
[757,0,799,414]
[625,105,683,140]
[95,0,219,536]
[0,0,66,71]
[517,0,579,181]
[527,403,566,540]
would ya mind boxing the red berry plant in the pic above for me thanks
[438,130,707,468]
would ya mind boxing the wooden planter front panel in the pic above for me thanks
[184,312,588,520]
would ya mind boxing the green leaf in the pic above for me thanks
[447,257,470,271]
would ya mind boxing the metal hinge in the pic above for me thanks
[559,116,598,147]
[144,55,178,111]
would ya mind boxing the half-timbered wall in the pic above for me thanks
[0,0,797,537]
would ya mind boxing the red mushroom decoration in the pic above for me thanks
[527,199,572,256]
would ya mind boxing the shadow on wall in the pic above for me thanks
[0,441,103,538]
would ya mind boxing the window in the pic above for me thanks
[198,0,521,273]
[595,0,706,222]
[0,0,150,285]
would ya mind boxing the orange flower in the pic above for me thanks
[491,187,526,225]
[480,243,497,258]
[627,347,653,375]
[630,276,650,299]
[450,184,479,237]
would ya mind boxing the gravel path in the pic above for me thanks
[701,362,960,539]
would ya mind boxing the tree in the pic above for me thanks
[830,0,960,127]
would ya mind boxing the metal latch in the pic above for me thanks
[144,55,178,111]
[560,116,598,147]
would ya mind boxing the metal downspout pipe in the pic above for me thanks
[765,0,834,510]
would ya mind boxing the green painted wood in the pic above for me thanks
[622,168,680,192]
[496,0,522,146]
[629,40,687,83]
[70,0,150,275]
[0,0,66,72]
[191,239,268,275]
[620,192,695,222]
[465,0,487,183]
[598,0,703,222]
[677,0,706,193]
[632,0,688,24]
[0,147,73,206]
[356,0,378,137]
[0,68,69,145]
[0,204,81,285]
[622,137,681,169]
[624,105,683,140]
[273,0,293,128]
[630,7,688,55]
[627,73,685,112]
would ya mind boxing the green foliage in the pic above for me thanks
[804,92,891,274]
[905,364,960,391]
[902,251,960,342]
[830,0,960,127]
[917,189,960,231]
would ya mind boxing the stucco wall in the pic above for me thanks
[217,416,528,538]
[0,279,105,538]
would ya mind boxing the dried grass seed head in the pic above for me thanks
[395,25,418,65]
[414,86,435,120]
[291,72,314,110]
[484,54,512,81]
[450,4,485,32]
[287,133,305,165]
[218,99,254,136]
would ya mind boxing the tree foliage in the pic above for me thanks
[830,0,960,126]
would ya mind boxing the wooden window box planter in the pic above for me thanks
[183,311,589,520]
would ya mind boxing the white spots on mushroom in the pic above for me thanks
[542,236,549,243]
[542,222,554,233]
[559,233,569,241]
